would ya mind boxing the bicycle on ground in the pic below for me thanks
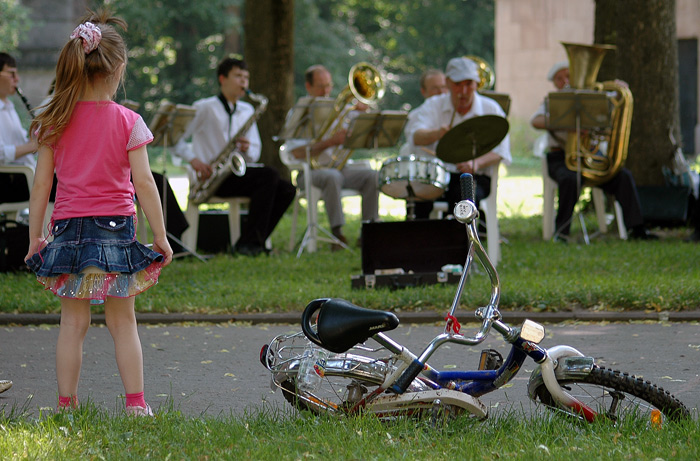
[261,174,690,424]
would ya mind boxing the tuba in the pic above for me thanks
[465,55,510,115]
[188,90,267,205]
[464,55,495,90]
[310,62,385,170]
[561,42,633,186]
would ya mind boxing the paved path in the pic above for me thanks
[1,319,698,418]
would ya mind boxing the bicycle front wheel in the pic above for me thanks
[531,365,690,423]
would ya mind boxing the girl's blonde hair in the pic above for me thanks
[32,9,128,144]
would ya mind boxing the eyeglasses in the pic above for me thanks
[0,70,19,79]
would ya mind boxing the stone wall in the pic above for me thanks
[16,0,90,107]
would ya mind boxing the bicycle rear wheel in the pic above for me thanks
[531,365,690,423]
[278,353,390,415]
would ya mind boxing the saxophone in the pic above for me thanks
[188,90,268,205]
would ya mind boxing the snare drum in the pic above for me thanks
[378,155,449,201]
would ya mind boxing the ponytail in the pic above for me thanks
[31,8,128,144]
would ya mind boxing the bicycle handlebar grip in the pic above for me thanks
[460,173,475,202]
[300,298,327,348]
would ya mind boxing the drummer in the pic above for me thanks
[399,68,449,156]
[407,57,511,219]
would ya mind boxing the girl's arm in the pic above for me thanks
[24,145,54,260]
[129,145,173,266]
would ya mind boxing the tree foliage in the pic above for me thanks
[311,0,495,110]
[98,0,494,117]
[100,0,241,114]
[0,0,31,52]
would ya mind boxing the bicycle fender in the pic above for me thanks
[526,345,592,401]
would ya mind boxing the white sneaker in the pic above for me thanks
[126,404,154,417]
[0,380,12,394]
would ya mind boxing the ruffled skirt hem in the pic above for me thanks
[35,262,163,300]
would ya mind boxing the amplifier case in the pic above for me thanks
[354,219,469,289]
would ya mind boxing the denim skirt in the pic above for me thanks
[26,215,164,300]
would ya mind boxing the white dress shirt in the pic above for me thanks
[408,92,511,178]
[0,98,36,168]
[174,95,261,165]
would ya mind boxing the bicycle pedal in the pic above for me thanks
[478,349,503,370]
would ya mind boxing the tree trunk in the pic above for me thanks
[243,0,295,180]
[595,0,680,186]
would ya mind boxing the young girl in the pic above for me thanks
[25,10,173,416]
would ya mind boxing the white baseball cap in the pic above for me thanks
[445,57,480,83]
[547,60,569,81]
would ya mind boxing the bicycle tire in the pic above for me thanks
[532,365,690,423]
[279,375,383,415]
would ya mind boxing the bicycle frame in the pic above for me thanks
[265,175,599,420]
[347,194,594,418]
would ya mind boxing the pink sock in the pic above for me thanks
[125,391,146,408]
[58,395,78,408]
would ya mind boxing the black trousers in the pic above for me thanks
[150,172,189,240]
[0,173,57,204]
[214,166,296,246]
[546,149,644,235]
[412,173,491,220]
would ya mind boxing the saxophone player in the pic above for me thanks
[174,57,295,256]
[0,52,38,204]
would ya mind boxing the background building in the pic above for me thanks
[495,0,700,154]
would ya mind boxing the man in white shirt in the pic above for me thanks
[175,58,295,256]
[281,64,379,249]
[0,52,38,203]
[408,57,511,219]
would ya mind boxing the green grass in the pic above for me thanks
[1,402,698,459]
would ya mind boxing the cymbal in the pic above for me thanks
[436,115,509,164]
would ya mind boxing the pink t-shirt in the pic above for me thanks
[51,101,153,220]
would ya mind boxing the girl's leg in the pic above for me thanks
[103,296,144,396]
[56,298,91,404]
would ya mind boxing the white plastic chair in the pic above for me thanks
[0,165,53,235]
[181,196,250,251]
[541,155,627,241]
[430,167,501,267]
[0,165,33,220]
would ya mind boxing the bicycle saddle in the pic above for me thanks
[302,298,400,353]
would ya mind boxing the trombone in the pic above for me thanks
[310,62,385,170]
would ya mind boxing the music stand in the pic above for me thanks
[148,102,205,261]
[546,90,612,244]
[279,97,350,256]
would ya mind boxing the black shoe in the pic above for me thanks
[233,242,266,257]
[684,230,700,242]
[629,227,659,241]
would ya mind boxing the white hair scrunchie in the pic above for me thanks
[70,22,102,55]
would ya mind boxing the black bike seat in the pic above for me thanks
[314,298,399,353]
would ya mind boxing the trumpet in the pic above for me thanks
[310,62,385,170]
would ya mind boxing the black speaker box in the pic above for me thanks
[637,186,690,226]
[353,219,469,289]
[196,211,248,253]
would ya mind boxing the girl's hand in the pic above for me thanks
[24,237,47,262]
[152,235,173,267]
